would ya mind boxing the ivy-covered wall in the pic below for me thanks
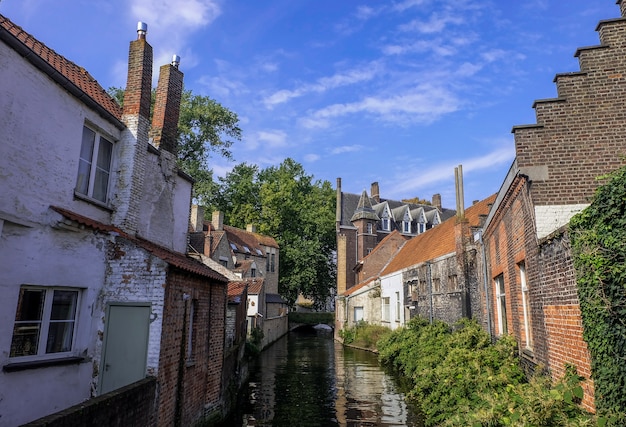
[570,165,626,421]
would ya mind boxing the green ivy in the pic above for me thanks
[570,165,626,424]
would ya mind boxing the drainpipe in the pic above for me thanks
[427,262,433,324]
[478,230,493,339]
[175,293,190,427]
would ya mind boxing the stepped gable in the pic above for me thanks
[0,14,123,122]
[511,3,626,206]
[381,194,496,276]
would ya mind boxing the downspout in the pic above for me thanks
[427,262,433,324]
[175,293,190,427]
[478,230,493,339]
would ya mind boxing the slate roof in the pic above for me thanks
[51,206,228,282]
[0,14,123,125]
[380,194,497,276]
[338,191,455,228]
[266,293,287,304]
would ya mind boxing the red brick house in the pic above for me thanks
[481,2,626,411]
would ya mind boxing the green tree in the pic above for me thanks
[215,158,336,308]
[107,87,241,204]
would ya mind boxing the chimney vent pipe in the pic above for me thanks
[172,54,181,68]
[137,21,148,39]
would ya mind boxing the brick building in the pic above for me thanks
[481,1,626,411]
[0,15,229,426]
[335,179,455,296]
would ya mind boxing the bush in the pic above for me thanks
[378,318,594,426]
[339,321,391,351]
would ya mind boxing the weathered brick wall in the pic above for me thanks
[538,233,594,412]
[157,270,226,427]
[23,377,157,427]
[340,228,358,291]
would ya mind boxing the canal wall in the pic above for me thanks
[262,316,288,350]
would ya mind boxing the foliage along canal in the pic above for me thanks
[224,328,423,426]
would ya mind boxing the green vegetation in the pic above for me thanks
[209,159,337,308]
[339,321,391,351]
[288,311,334,325]
[377,318,594,426]
[570,165,626,425]
[246,326,264,356]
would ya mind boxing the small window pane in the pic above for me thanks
[50,290,78,320]
[10,289,45,357]
[15,289,45,321]
[46,321,75,353]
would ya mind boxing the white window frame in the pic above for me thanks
[75,125,114,204]
[10,286,80,361]
[418,222,426,234]
[395,292,401,321]
[353,306,364,323]
[382,297,390,322]
[495,275,507,335]
[519,263,532,350]
[403,221,410,233]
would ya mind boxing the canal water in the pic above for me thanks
[225,328,423,426]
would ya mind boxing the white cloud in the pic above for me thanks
[263,64,381,108]
[392,0,430,12]
[330,145,364,155]
[389,145,514,197]
[399,13,464,34]
[304,84,459,126]
[257,130,288,148]
[304,153,321,162]
[130,0,220,29]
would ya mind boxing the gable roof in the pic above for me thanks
[344,277,377,296]
[51,206,227,282]
[223,224,278,255]
[239,278,264,295]
[0,14,123,127]
[380,194,496,276]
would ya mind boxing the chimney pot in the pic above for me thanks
[137,22,148,39]
[172,54,181,68]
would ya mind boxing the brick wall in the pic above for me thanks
[23,377,157,427]
[157,269,226,427]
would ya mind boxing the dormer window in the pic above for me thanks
[243,246,251,254]
[403,221,410,233]
[382,218,389,231]
[418,222,426,234]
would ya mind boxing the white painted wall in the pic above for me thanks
[534,204,588,239]
[380,271,405,330]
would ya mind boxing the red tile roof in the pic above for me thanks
[51,206,228,282]
[344,277,377,296]
[380,194,496,276]
[0,14,123,122]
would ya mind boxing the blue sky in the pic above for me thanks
[1,0,620,209]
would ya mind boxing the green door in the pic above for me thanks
[99,304,151,394]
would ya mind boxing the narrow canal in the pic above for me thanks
[225,328,423,426]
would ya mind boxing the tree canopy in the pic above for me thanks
[107,87,241,203]
[213,159,336,308]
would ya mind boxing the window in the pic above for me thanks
[418,222,426,234]
[219,257,228,268]
[266,251,270,271]
[519,263,532,349]
[10,287,79,359]
[353,306,364,322]
[251,267,256,277]
[382,217,389,231]
[382,297,390,322]
[495,275,507,335]
[403,221,410,233]
[367,223,373,234]
[367,248,373,255]
[230,243,238,252]
[75,125,113,203]
[270,253,275,273]
[395,292,401,321]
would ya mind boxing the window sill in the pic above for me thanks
[73,191,113,211]
[3,356,86,372]
[521,348,534,359]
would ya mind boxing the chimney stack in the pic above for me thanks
[619,0,626,18]
[150,55,184,154]
[371,182,380,204]
[336,178,342,231]
[190,205,205,232]
[212,211,224,231]
[247,224,257,233]
[123,22,152,120]
[454,165,465,219]
[432,193,442,211]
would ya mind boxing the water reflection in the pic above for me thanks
[227,329,422,427]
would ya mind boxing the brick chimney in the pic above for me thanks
[112,22,153,233]
[619,0,626,18]
[431,193,442,211]
[150,55,183,154]
[190,205,205,232]
[247,224,257,233]
[371,182,380,203]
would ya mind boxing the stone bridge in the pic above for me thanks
[288,312,334,332]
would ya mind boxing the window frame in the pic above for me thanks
[75,125,114,205]
[495,274,507,335]
[395,291,401,321]
[519,262,532,350]
[9,286,81,362]
[382,297,390,322]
